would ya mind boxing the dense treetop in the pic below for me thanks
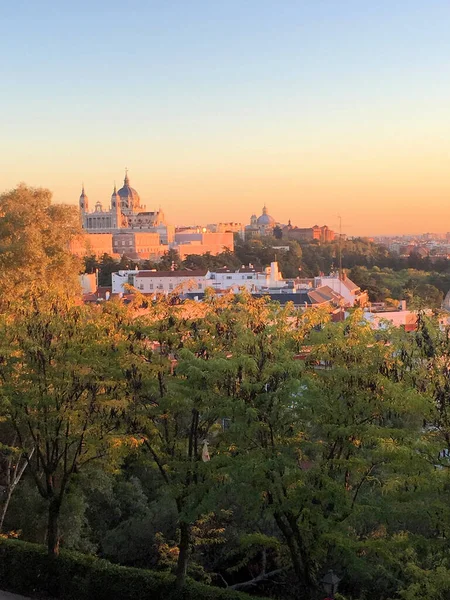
[2,185,450,599]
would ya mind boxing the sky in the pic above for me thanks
[2,0,450,235]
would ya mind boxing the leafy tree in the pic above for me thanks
[124,294,235,589]
[0,299,130,555]
[158,249,181,271]
[0,423,34,531]
[97,253,119,286]
[0,184,81,303]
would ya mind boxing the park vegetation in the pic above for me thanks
[1,186,450,599]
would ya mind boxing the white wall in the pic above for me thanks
[134,275,206,293]
[111,270,138,294]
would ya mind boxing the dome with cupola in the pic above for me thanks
[117,170,141,211]
[256,205,276,226]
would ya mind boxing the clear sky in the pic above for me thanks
[2,1,450,235]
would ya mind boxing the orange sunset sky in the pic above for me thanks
[2,1,450,236]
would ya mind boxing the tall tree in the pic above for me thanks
[124,294,235,589]
[0,184,82,303]
[0,299,130,555]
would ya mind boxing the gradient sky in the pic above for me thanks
[2,1,450,235]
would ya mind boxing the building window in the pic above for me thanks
[198,283,202,289]
[226,276,232,280]
[149,284,153,290]
[122,241,125,246]
[169,284,173,290]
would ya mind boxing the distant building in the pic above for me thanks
[245,206,278,238]
[205,262,283,291]
[312,273,367,307]
[112,231,163,259]
[79,171,173,247]
[174,232,234,259]
[69,232,114,257]
[77,171,234,260]
[208,222,245,238]
[134,270,208,294]
[364,306,419,331]
[282,222,335,243]
[112,270,140,294]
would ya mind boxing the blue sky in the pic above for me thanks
[2,1,450,234]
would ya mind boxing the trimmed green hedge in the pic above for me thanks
[0,539,270,600]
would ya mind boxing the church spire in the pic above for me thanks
[79,183,89,217]
[124,168,129,186]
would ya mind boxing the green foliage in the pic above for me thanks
[0,184,82,302]
[0,298,133,554]
[0,538,271,600]
[350,265,449,305]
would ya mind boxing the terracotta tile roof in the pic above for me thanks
[213,267,259,274]
[135,270,207,278]
[307,290,330,305]
[341,277,360,292]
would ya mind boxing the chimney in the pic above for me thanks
[270,261,279,286]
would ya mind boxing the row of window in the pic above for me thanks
[137,283,203,291]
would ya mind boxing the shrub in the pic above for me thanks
[0,539,270,600]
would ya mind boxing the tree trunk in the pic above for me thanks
[175,521,190,591]
[273,511,310,596]
[47,498,61,556]
[0,488,13,532]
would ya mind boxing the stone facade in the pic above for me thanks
[79,172,171,246]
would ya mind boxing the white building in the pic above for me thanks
[133,270,207,294]
[364,309,418,331]
[313,273,367,307]
[111,269,141,294]
[205,262,284,291]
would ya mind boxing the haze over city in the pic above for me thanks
[2,0,450,235]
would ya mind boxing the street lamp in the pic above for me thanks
[320,570,341,599]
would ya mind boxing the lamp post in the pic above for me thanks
[320,570,341,599]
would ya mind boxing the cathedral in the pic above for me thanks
[75,170,231,260]
[79,171,168,236]
[245,205,278,238]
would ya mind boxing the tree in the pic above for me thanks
[97,254,119,286]
[158,249,181,271]
[405,282,443,309]
[124,294,235,589]
[0,423,34,531]
[0,299,130,555]
[0,184,82,303]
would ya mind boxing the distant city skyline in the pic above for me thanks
[2,1,450,236]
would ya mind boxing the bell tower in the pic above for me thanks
[111,183,122,229]
[79,185,89,228]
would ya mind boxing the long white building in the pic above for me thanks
[111,263,283,295]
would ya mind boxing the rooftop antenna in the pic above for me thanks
[338,215,343,317]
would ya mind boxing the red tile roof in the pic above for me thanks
[135,270,207,278]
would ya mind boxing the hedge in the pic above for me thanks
[0,538,271,600]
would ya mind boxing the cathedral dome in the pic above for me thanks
[117,171,140,210]
[256,205,275,226]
